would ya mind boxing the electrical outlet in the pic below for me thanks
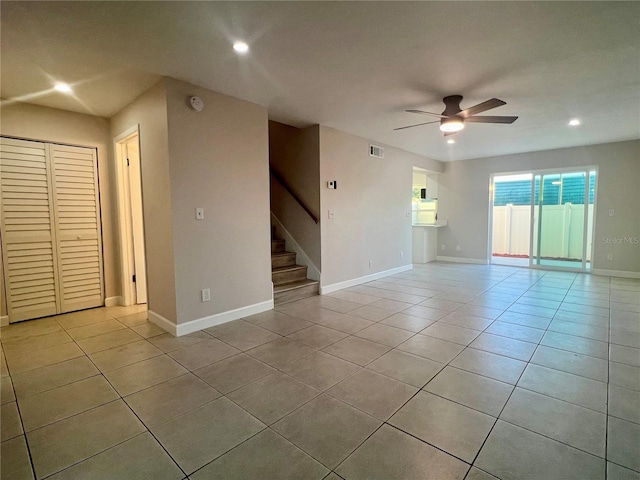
[609,209,615,216]
[456,245,461,252]
[369,260,373,269]
[607,253,613,261]
[400,251,404,259]
[201,288,210,302]
[441,244,445,251]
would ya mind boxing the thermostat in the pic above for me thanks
[189,96,204,112]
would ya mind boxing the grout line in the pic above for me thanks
[383,421,474,465]
[79,339,189,479]
[4,270,636,478]
[74,325,191,477]
[466,268,581,468]
[11,307,187,480]
[5,373,38,479]
[605,274,612,480]
[464,271,536,469]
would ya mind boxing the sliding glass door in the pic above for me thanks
[491,168,596,272]
[531,170,596,270]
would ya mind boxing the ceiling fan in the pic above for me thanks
[395,95,518,136]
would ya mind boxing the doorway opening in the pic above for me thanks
[114,127,148,305]
[491,173,532,267]
[490,168,597,272]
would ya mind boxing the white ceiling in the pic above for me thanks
[2,1,639,161]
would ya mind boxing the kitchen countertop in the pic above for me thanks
[412,222,447,228]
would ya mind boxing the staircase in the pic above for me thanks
[271,236,319,305]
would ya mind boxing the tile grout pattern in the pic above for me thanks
[1,262,639,479]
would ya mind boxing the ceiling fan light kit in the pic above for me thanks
[396,95,518,137]
[439,118,464,133]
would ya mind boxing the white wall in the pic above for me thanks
[438,140,640,274]
[164,78,272,325]
[1,102,119,308]
[319,126,443,289]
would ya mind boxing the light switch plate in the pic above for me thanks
[195,208,204,220]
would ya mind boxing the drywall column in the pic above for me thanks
[164,78,273,330]
[111,80,178,325]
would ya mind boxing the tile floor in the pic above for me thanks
[1,263,639,480]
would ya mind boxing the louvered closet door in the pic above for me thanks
[0,138,60,321]
[50,144,104,313]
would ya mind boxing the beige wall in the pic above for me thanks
[164,78,272,324]
[0,102,119,306]
[269,122,321,268]
[319,126,443,288]
[438,140,640,273]
[110,80,177,322]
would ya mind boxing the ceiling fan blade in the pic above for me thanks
[406,109,447,119]
[465,115,518,124]
[393,120,440,131]
[457,98,506,118]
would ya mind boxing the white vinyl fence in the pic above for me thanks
[493,204,593,261]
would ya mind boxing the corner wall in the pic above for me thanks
[110,80,177,322]
[164,78,272,325]
[437,140,640,274]
[319,126,443,289]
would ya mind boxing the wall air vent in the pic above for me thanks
[369,144,384,158]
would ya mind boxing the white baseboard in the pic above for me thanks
[0,316,8,327]
[105,296,122,307]
[149,299,275,337]
[271,213,321,281]
[320,264,413,295]
[592,269,640,279]
[436,256,489,265]
[148,310,177,336]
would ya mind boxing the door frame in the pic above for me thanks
[489,166,598,273]
[113,125,146,306]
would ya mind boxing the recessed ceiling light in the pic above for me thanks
[568,119,581,126]
[447,139,455,144]
[233,41,249,54]
[54,82,72,94]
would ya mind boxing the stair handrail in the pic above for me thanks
[269,164,319,224]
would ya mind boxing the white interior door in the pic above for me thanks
[0,138,60,321]
[50,143,104,312]
[0,136,104,322]
[125,139,147,304]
